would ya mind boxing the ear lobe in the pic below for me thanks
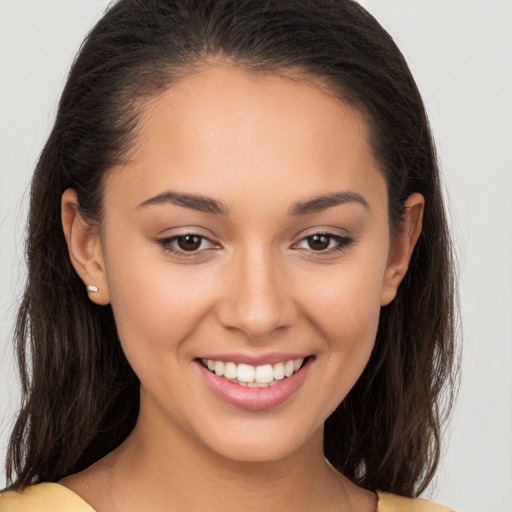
[61,188,110,305]
[380,193,424,306]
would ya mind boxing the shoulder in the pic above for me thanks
[377,491,455,512]
[0,483,95,512]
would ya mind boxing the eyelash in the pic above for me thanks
[292,233,354,254]
[157,234,219,258]
[156,232,354,258]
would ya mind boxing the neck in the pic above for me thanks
[108,421,346,512]
[91,399,357,512]
[62,395,375,512]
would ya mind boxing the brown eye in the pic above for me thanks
[306,234,331,251]
[157,233,218,257]
[294,232,354,255]
[177,235,203,251]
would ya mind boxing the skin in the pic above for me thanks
[61,66,423,512]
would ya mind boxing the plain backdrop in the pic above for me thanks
[1,1,511,511]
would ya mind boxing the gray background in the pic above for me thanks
[1,1,511,510]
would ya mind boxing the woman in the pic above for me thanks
[0,0,458,510]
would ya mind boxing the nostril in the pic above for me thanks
[213,261,298,338]
[215,300,298,340]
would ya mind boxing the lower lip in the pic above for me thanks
[196,359,311,410]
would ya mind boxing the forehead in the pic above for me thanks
[106,66,386,213]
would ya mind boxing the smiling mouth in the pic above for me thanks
[199,357,310,388]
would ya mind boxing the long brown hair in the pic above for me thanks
[5,0,458,496]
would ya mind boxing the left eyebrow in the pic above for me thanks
[290,192,370,216]
[137,191,228,214]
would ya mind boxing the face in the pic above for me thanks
[65,67,420,464]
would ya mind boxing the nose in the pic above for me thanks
[215,247,298,340]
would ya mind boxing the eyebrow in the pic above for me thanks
[137,190,369,216]
[290,192,370,216]
[137,191,227,214]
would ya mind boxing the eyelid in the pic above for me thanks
[291,231,354,255]
[156,232,221,258]
[155,227,353,259]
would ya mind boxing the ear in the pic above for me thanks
[380,193,424,306]
[61,188,110,305]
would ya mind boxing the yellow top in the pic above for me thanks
[0,484,94,511]
[0,483,454,511]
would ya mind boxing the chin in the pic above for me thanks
[195,421,321,465]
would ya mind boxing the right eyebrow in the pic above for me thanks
[290,191,370,216]
[137,191,228,215]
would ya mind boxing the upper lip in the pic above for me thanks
[196,353,312,366]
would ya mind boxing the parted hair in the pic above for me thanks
[5,0,458,497]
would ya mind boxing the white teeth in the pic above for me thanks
[214,361,224,376]
[237,363,255,383]
[284,360,295,378]
[273,362,285,380]
[255,364,274,384]
[204,357,306,386]
[224,362,237,379]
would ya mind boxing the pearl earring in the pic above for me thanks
[86,285,99,293]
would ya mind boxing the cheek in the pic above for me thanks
[102,233,218,360]
[313,279,381,371]
[295,250,388,382]
[305,257,385,334]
